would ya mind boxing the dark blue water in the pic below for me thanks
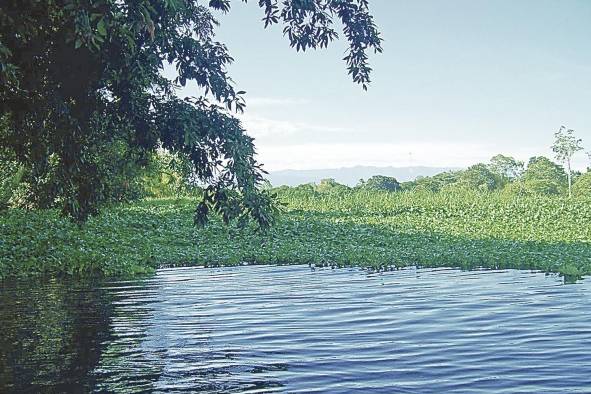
[1,265,591,393]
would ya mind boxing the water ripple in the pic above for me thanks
[1,265,591,393]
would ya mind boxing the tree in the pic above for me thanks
[406,171,462,192]
[316,178,350,193]
[522,156,567,195]
[0,0,382,228]
[552,126,583,198]
[488,154,524,185]
[141,149,196,198]
[361,175,400,192]
[457,163,499,191]
[572,172,591,198]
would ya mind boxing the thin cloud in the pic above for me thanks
[239,114,348,139]
[245,97,310,107]
[254,142,590,172]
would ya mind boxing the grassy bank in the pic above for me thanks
[1,190,590,280]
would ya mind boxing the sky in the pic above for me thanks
[173,0,591,171]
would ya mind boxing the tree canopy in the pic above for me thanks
[0,0,382,228]
[552,126,583,197]
[572,171,591,198]
[316,178,350,193]
[488,154,524,183]
[458,163,498,191]
[360,175,400,192]
[522,156,567,195]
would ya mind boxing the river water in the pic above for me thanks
[1,265,590,393]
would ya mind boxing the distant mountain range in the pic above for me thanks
[267,166,461,187]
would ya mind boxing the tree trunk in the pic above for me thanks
[567,159,572,198]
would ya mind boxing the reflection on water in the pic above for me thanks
[0,278,113,391]
[2,265,591,393]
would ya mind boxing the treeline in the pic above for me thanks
[276,154,590,198]
[276,128,590,198]
[2,129,590,213]
[403,154,590,196]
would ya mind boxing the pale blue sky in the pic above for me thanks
[176,0,591,171]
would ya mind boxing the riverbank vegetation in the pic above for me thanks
[1,2,589,281]
[2,127,591,280]
[1,182,590,280]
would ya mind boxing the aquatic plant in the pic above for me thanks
[1,189,589,279]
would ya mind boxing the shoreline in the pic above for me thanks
[1,193,590,280]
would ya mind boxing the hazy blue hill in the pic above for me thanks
[267,166,461,187]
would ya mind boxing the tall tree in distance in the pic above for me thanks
[551,126,583,198]
[0,0,382,228]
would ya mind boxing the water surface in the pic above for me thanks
[1,265,591,393]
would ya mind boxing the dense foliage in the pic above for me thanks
[358,175,400,192]
[488,154,524,183]
[1,188,590,280]
[316,178,351,193]
[0,0,382,227]
[457,163,499,191]
[396,154,578,197]
[573,172,591,198]
[521,156,567,195]
[404,171,462,193]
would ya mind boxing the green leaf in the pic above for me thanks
[97,19,107,37]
